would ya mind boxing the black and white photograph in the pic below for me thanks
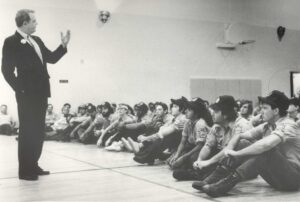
[1,0,300,201]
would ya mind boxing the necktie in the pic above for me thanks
[27,36,43,63]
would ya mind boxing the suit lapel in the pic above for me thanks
[15,31,44,66]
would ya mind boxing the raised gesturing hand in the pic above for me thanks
[61,30,71,48]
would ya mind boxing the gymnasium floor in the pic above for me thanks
[0,135,299,202]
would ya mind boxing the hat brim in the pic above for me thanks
[210,103,221,111]
[259,97,275,106]
[186,102,204,114]
[171,98,187,109]
[171,99,182,106]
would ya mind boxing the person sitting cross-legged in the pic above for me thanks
[96,103,136,151]
[113,102,173,152]
[198,91,300,197]
[127,97,189,164]
[174,96,252,181]
[69,105,98,144]
[78,102,114,144]
[166,98,213,170]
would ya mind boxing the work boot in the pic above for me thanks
[202,171,241,197]
[173,169,199,181]
[192,165,230,191]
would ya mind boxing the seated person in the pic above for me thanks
[165,98,213,170]
[69,105,98,144]
[113,102,173,144]
[251,98,264,127]
[194,91,300,197]
[69,104,90,126]
[287,97,300,121]
[173,96,252,181]
[137,102,174,139]
[239,100,253,121]
[111,102,151,148]
[127,97,189,164]
[45,104,58,132]
[111,103,117,113]
[148,102,155,117]
[96,104,103,118]
[45,104,74,141]
[96,103,136,148]
[77,102,115,143]
[0,104,15,135]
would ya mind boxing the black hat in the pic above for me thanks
[210,95,237,113]
[258,90,289,111]
[102,102,111,109]
[171,96,188,109]
[87,104,96,113]
[136,102,148,112]
[186,97,206,114]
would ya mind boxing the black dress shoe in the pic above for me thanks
[36,167,50,175]
[19,174,38,181]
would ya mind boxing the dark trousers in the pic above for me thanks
[236,148,300,190]
[220,140,258,180]
[134,132,182,163]
[16,93,47,176]
[0,124,13,135]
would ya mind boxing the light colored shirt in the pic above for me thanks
[94,114,113,130]
[163,113,174,126]
[0,113,13,126]
[52,114,72,131]
[137,114,151,124]
[205,117,252,150]
[246,117,300,172]
[70,114,90,124]
[45,112,58,125]
[173,114,188,131]
[182,118,211,145]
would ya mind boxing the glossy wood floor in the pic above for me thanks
[0,135,300,202]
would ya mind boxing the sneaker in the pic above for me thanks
[105,141,123,152]
[173,169,199,181]
[192,165,230,191]
[202,172,241,197]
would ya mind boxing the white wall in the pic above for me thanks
[1,0,300,120]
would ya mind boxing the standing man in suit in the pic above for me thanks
[1,9,71,181]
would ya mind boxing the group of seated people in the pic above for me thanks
[41,90,300,197]
[2,89,300,197]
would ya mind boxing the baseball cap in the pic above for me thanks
[87,104,96,113]
[210,95,237,113]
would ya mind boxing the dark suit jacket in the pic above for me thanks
[1,31,67,97]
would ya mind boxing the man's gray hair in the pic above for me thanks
[15,9,34,27]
